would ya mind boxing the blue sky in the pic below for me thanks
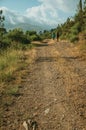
[0,0,40,12]
[0,0,84,27]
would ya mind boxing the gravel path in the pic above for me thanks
[1,41,86,130]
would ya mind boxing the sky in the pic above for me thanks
[0,0,84,27]
[0,0,40,12]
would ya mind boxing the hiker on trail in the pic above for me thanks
[52,32,56,40]
[56,31,59,42]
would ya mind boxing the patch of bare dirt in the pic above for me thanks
[0,40,86,130]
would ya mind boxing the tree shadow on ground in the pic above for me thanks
[36,56,58,62]
[61,56,80,61]
[32,43,48,47]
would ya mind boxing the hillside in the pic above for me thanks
[5,23,48,32]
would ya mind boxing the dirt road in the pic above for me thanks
[1,41,86,130]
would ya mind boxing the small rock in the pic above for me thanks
[33,112,38,117]
[7,120,11,125]
[83,128,85,130]
[54,98,57,101]
[44,108,50,115]
[27,118,32,125]
[34,106,38,110]
[23,121,28,130]
[61,114,65,120]
[3,115,7,118]
[14,119,18,125]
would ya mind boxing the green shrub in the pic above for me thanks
[66,22,81,43]
[70,22,81,35]
[30,34,41,41]
[40,32,51,40]
[0,71,15,82]
[60,35,65,40]
[28,31,37,36]
[0,38,11,50]
[70,34,79,43]
[7,28,31,44]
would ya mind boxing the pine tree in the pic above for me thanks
[83,0,86,13]
[79,0,83,12]
[0,10,5,28]
[78,0,83,18]
[0,10,6,41]
[83,0,86,31]
[76,0,83,31]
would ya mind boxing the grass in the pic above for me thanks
[0,49,22,82]
[0,44,35,128]
[0,43,35,92]
[79,42,86,51]
[0,44,34,83]
[78,32,86,51]
[6,85,19,96]
[0,38,36,129]
[0,43,35,105]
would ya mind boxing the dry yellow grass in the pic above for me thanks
[0,46,36,88]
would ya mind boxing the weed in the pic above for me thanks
[6,86,19,96]
[70,34,79,43]
[0,49,22,83]
[79,42,86,51]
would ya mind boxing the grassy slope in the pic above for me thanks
[0,45,36,127]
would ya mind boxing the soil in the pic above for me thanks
[0,40,86,130]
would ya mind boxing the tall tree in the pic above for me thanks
[78,0,83,18]
[0,10,6,40]
[75,0,83,31]
[83,0,86,13]
[83,0,86,30]
[0,10,5,28]
[79,0,83,12]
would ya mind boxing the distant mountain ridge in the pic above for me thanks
[5,22,50,32]
[2,7,51,32]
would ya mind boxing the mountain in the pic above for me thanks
[5,23,49,32]
[5,22,52,32]
[2,7,51,32]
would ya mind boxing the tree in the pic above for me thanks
[75,0,83,19]
[0,10,6,43]
[84,0,86,9]
[74,0,84,31]
[83,0,86,15]
[27,31,37,36]
[83,0,86,30]
[79,0,83,12]
[7,28,30,44]
[0,10,5,29]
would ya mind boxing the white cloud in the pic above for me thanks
[26,4,59,26]
[37,0,78,12]
[25,0,79,27]
[0,7,26,24]
[16,16,25,23]
[0,0,80,28]
[9,16,16,24]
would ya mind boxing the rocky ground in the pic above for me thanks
[0,40,86,130]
